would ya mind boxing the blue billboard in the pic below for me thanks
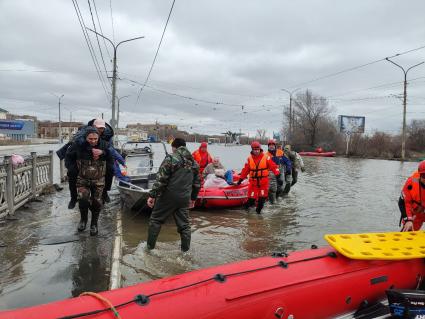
[0,120,24,130]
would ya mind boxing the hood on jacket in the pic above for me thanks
[87,118,114,142]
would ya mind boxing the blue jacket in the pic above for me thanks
[267,150,292,175]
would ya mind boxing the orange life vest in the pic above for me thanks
[404,171,425,214]
[192,150,212,169]
[276,149,284,157]
[248,154,269,180]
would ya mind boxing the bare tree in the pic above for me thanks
[256,129,267,141]
[293,90,331,147]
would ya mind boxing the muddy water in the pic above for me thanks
[119,144,418,287]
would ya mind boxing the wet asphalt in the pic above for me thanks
[0,185,119,311]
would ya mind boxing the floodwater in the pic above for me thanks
[0,142,419,311]
[119,143,418,287]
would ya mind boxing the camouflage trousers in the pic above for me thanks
[76,177,105,213]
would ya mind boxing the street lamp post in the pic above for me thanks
[385,58,424,160]
[86,28,144,131]
[52,94,64,143]
[281,88,301,143]
[117,95,130,129]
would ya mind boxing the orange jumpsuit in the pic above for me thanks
[240,151,279,199]
[402,171,425,230]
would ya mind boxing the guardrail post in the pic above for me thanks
[60,159,65,183]
[49,150,54,185]
[31,152,37,197]
[5,156,15,215]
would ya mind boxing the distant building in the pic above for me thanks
[38,121,84,140]
[126,122,181,141]
[0,108,8,120]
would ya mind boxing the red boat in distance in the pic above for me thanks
[299,147,336,157]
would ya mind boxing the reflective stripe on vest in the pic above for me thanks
[248,154,268,180]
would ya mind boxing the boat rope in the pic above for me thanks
[79,292,122,319]
[57,251,336,319]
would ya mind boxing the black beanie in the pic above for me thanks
[85,126,99,137]
[171,138,186,148]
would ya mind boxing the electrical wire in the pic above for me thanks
[135,0,176,106]
[92,0,112,60]
[287,44,425,89]
[87,0,111,83]
[71,0,111,101]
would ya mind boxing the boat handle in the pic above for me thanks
[274,307,284,319]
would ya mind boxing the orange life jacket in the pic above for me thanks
[276,149,284,156]
[192,150,212,169]
[403,171,425,214]
[248,154,269,180]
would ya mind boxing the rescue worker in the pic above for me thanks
[266,140,292,203]
[146,138,201,252]
[57,118,115,209]
[65,127,112,236]
[192,142,213,175]
[237,141,280,214]
[282,144,305,194]
[399,161,425,231]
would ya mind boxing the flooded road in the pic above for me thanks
[119,144,418,287]
[0,142,419,311]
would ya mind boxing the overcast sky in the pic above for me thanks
[1,0,424,137]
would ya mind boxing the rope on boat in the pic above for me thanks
[79,292,122,319]
[58,252,336,319]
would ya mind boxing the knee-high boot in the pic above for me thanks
[256,197,266,214]
[244,198,256,210]
[78,200,89,232]
[90,210,99,236]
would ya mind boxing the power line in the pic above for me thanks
[71,0,110,101]
[92,0,112,60]
[288,44,425,89]
[87,0,111,83]
[135,0,176,106]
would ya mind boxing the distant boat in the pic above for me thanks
[299,151,336,157]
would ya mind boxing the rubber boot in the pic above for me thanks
[77,207,88,232]
[180,232,191,252]
[90,211,99,236]
[244,198,256,210]
[147,223,161,250]
[256,197,266,214]
[268,192,276,204]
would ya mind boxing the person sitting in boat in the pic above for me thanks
[399,160,425,231]
[237,141,280,214]
[266,139,292,203]
[110,147,130,183]
[192,142,213,175]
[203,157,234,185]
[203,169,232,189]
[282,144,305,194]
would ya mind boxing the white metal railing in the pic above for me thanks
[0,151,54,219]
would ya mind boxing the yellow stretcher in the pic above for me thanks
[324,231,425,260]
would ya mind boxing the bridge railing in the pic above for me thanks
[0,151,54,219]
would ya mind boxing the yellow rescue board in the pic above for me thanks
[324,231,425,260]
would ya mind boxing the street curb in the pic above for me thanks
[109,208,122,290]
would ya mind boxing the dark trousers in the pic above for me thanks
[291,169,298,186]
[68,170,78,201]
[147,197,191,251]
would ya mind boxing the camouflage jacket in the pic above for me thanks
[149,146,201,201]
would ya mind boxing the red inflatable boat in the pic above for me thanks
[299,151,336,157]
[195,182,248,208]
[2,246,424,319]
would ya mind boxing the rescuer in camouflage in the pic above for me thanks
[146,138,201,252]
[66,127,112,236]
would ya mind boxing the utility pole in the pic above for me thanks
[86,28,144,132]
[386,58,424,160]
[51,94,64,143]
[281,88,301,143]
[117,95,130,130]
